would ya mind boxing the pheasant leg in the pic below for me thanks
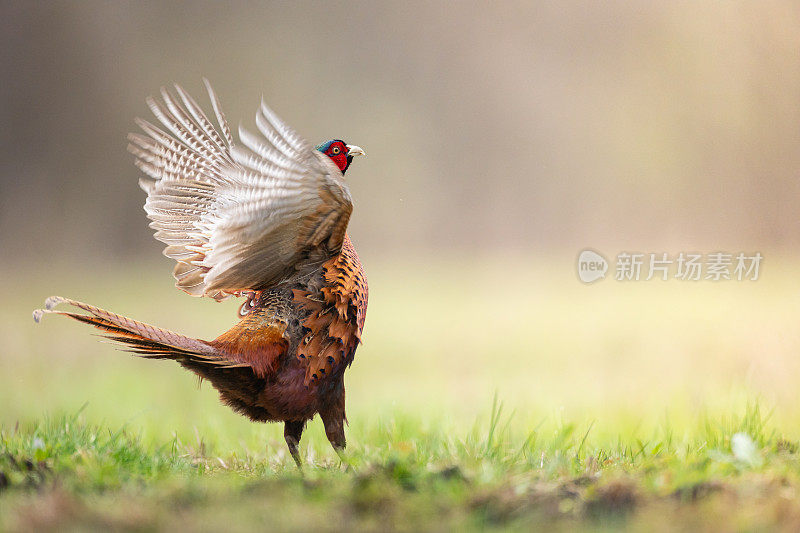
[284,420,305,469]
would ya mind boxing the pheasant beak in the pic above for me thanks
[346,144,365,157]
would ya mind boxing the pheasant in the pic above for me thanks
[33,80,368,468]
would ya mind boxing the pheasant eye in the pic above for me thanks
[331,146,340,155]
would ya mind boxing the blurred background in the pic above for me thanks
[3,1,800,451]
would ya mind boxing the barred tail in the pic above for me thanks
[32,296,245,370]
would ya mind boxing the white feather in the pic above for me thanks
[129,81,354,300]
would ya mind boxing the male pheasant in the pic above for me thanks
[33,80,368,468]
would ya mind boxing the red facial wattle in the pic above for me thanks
[316,139,362,175]
[327,151,348,172]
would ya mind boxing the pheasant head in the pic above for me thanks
[315,139,365,175]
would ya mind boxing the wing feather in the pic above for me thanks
[203,78,234,146]
[255,103,304,158]
[173,84,231,155]
[237,127,307,172]
[129,81,353,300]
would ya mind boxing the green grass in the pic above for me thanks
[4,254,800,530]
[3,402,800,530]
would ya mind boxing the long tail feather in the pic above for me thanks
[32,296,246,369]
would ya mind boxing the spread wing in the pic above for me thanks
[128,79,353,300]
